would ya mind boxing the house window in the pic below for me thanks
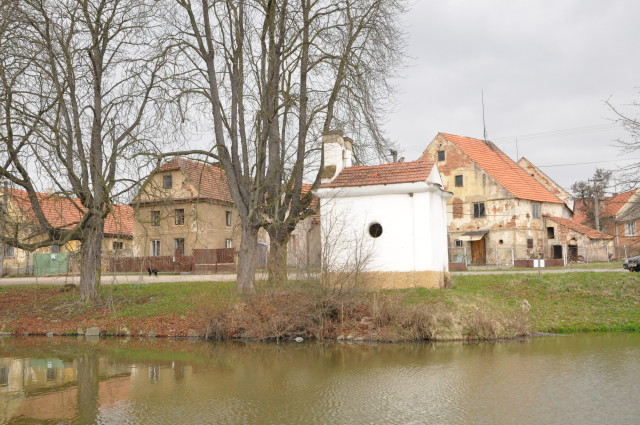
[151,210,160,227]
[437,150,445,161]
[532,203,541,219]
[625,221,636,236]
[454,240,463,248]
[151,240,161,256]
[163,174,173,189]
[225,239,232,249]
[547,227,555,239]
[46,367,57,381]
[527,238,534,249]
[113,241,123,250]
[225,211,232,227]
[175,209,185,225]
[51,244,60,254]
[174,238,185,256]
[369,223,383,238]
[4,245,14,257]
[473,202,486,218]
[0,366,8,387]
[454,175,463,187]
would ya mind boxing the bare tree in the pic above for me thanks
[166,0,406,291]
[0,0,168,302]
[608,95,640,188]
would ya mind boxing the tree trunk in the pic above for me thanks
[80,215,104,303]
[76,351,99,424]
[236,224,258,293]
[267,231,289,286]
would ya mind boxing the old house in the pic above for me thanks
[420,132,580,266]
[316,131,451,289]
[132,158,240,258]
[600,189,640,257]
[132,158,321,268]
[0,188,133,275]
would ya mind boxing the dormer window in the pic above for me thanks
[163,174,173,189]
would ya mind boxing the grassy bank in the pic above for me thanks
[0,271,638,340]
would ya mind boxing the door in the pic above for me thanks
[471,237,486,265]
[552,245,563,259]
[568,245,578,262]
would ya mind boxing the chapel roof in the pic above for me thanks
[319,161,435,188]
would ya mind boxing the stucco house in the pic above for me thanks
[600,189,640,257]
[0,187,133,275]
[419,132,605,266]
[316,131,451,289]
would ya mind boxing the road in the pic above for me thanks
[0,268,630,286]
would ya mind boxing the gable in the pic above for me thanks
[421,133,563,204]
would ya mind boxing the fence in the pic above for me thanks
[108,248,237,274]
[192,248,236,273]
[449,243,640,267]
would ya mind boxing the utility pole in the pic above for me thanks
[589,178,600,230]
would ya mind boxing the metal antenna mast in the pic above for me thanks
[482,90,488,141]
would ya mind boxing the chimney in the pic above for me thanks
[321,130,352,183]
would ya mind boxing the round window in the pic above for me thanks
[369,223,383,238]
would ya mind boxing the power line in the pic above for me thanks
[492,123,618,143]
[537,157,640,168]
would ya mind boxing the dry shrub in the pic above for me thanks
[464,307,530,340]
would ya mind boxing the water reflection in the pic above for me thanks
[0,335,639,424]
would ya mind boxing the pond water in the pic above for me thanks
[0,334,639,424]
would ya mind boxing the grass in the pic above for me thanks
[1,271,638,338]
[458,261,624,272]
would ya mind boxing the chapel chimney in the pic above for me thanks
[321,130,353,183]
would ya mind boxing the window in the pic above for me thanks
[454,240,463,248]
[454,175,463,187]
[0,367,8,387]
[437,150,445,161]
[51,244,60,254]
[532,203,541,219]
[174,238,185,256]
[527,238,534,249]
[46,367,57,381]
[225,211,232,227]
[151,210,160,227]
[625,221,636,236]
[547,227,555,239]
[225,239,232,249]
[163,174,173,189]
[369,223,383,238]
[151,240,161,256]
[473,202,486,218]
[4,245,14,257]
[175,209,185,225]
[113,241,123,250]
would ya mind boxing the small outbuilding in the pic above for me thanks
[315,131,452,289]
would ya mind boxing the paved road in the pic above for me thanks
[0,268,631,286]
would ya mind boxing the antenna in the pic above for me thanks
[515,138,519,160]
[482,90,488,141]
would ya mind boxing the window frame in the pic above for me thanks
[625,221,636,236]
[163,174,173,189]
[151,240,161,256]
[532,203,541,219]
[527,238,534,249]
[112,241,124,251]
[225,210,232,227]
[4,245,14,257]
[175,208,185,226]
[174,238,185,256]
[454,239,463,248]
[473,202,486,218]
[547,226,555,239]
[225,239,232,249]
[151,210,160,227]
[454,175,463,187]
[437,150,445,161]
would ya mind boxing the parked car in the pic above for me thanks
[623,255,640,272]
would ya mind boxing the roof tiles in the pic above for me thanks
[431,133,563,204]
[159,158,233,203]
[320,161,435,188]
[546,215,613,240]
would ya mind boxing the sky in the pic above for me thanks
[386,0,640,192]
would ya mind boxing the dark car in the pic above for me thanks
[623,255,640,272]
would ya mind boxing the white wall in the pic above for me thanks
[318,181,450,273]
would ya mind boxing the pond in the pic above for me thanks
[1,334,639,424]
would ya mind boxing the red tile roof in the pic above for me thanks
[546,215,613,240]
[159,158,233,203]
[429,133,563,204]
[320,161,435,188]
[7,188,133,236]
[571,198,589,224]
[602,189,637,218]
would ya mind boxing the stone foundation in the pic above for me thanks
[355,270,451,290]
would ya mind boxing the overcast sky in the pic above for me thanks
[387,0,640,192]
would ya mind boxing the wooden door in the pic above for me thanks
[471,238,486,265]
